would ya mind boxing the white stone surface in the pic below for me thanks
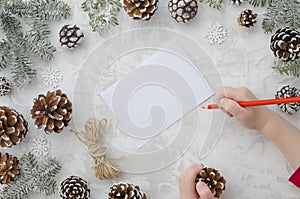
[1,1,300,198]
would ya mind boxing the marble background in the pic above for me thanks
[1,0,300,198]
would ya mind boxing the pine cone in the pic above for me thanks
[123,0,159,21]
[275,85,300,114]
[108,183,147,199]
[0,106,28,148]
[0,152,20,184]
[31,90,72,134]
[270,27,300,62]
[59,176,90,199]
[168,0,198,23]
[0,77,11,97]
[237,9,257,28]
[59,25,84,48]
[195,167,226,198]
[231,0,245,5]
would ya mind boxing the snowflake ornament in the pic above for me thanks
[29,135,50,157]
[42,67,63,88]
[205,23,228,45]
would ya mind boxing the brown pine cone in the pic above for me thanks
[0,152,20,184]
[0,106,28,148]
[59,176,90,199]
[108,183,147,199]
[237,9,257,28]
[195,167,226,198]
[31,90,72,134]
[168,0,198,23]
[59,24,84,48]
[123,0,159,21]
[270,27,300,62]
[0,77,11,97]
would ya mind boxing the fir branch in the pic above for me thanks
[0,40,10,69]
[273,59,300,77]
[248,0,274,7]
[199,0,223,10]
[285,0,300,29]
[11,54,36,86]
[0,13,23,40]
[82,0,121,33]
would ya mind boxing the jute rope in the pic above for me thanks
[71,118,122,180]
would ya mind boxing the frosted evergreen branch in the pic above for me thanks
[199,0,223,10]
[0,13,23,40]
[11,54,36,86]
[273,59,300,77]
[248,0,274,7]
[82,0,121,33]
[285,0,300,29]
[0,41,10,69]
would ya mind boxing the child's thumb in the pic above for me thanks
[196,182,215,199]
[219,98,245,116]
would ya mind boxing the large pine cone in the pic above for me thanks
[237,9,257,28]
[275,85,300,114]
[270,27,300,62]
[59,176,90,199]
[0,106,28,148]
[0,152,20,184]
[168,0,198,23]
[195,167,226,198]
[31,90,72,134]
[123,0,159,21]
[108,183,147,199]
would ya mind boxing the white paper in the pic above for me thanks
[100,42,214,148]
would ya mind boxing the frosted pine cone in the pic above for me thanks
[237,9,257,28]
[59,25,84,48]
[31,90,72,134]
[0,152,20,184]
[168,0,198,23]
[59,176,90,199]
[0,106,28,148]
[195,167,226,198]
[108,183,147,199]
[270,27,300,62]
[0,77,11,97]
[275,85,300,114]
[231,0,245,5]
[123,0,159,20]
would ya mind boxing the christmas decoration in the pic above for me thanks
[275,85,300,114]
[31,90,72,134]
[59,25,84,48]
[198,0,223,10]
[195,167,226,198]
[71,118,122,180]
[108,182,147,199]
[0,0,71,86]
[0,152,61,199]
[0,77,11,97]
[270,27,300,62]
[205,23,228,45]
[82,0,121,34]
[238,9,257,28]
[29,135,51,157]
[231,0,245,5]
[123,0,159,21]
[168,0,198,23]
[0,153,20,184]
[273,58,300,77]
[249,0,272,7]
[59,176,90,199]
[0,106,28,148]
[42,66,64,88]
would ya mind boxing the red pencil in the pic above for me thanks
[203,97,300,109]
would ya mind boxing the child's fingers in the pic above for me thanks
[196,182,215,199]
[220,98,247,116]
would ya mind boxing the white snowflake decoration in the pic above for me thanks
[205,23,228,45]
[42,67,63,88]
[29,135,50,157]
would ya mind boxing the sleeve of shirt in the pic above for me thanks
[289,166,300,188]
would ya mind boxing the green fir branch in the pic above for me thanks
[199,0,223,10]
[0,40,10,69]
[248,0,274,7]
[11,54,36,86]
[273,59,300,77]
[285,0,300,29]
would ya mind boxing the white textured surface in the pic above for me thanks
[1,1,300,198]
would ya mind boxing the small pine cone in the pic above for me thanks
[237,9,257,28]
[195,167,226,198]
[0,152,20,184]
[59,176,90,199]
[108,183,147,199]
[123,0,159,21]
[168,0,198,24]
[270,27,300,62]
[59,25,84,48]
[231,0,245,5]
[31,90,72,134]
[275,85,300,114]
[0,77,11,97]
[0,106,28,148]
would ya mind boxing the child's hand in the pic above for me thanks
[179,164,216,199]
[216,87,275,131]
